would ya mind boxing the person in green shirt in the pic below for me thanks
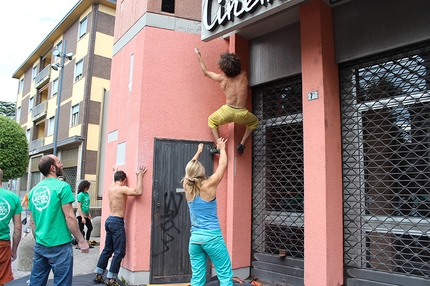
[0,168,22,286]
[28,155,89,286]
[76,180,93,248]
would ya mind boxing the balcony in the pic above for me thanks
[32,101,47,122]
[35,65,51,89]
[29,138,44,155]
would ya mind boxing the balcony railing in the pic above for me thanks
[35,65,51,89]
[29,138,44,155]
[32,101,47,122]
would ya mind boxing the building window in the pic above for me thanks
[341,42,430,279]
[52,78,58,97]
[54,41,62,60]
[19,78,24,93]
[16,107,21,121]
[75,60,83,81]
[32,66,38,81]
[28,97,34,113]
[108,130,118,142]
[116,142,126,166]
[26,129,30,142]
[79,17,87,39]
[161,0,175,13]
[47,117,55,136]
[70,104,79,126]
[129,54,134,92]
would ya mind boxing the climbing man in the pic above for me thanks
[195,48,259,154]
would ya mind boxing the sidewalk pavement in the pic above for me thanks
[7,273,98,286]
[7,244,103,286]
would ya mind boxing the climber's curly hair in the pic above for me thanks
[218,52,242,78]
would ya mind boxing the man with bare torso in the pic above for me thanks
[195,48,259,154]
[93,165,147,286]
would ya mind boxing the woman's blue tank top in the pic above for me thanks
[187,195,220,232]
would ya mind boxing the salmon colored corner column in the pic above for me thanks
[224,34,252,271]
[300,0,343,285]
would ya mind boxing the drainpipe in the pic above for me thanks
[80,1,100,178]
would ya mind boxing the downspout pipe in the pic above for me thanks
[81,1,100,178]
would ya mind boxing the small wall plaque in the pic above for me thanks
[307,90,319,101]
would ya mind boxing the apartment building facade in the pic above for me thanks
[100,0,430,285]
[13,0,116,204]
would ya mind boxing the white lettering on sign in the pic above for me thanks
[203,0,274,32]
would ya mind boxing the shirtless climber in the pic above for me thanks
[195,47,259,154]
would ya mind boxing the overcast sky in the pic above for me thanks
[0,0,79,103]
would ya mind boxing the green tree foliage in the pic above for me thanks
[0,101,16,118]
[0,115,28,181]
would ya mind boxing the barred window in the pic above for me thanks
[252,75,304,258]
[341,42,430,279]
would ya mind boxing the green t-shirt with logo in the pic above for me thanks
[28,178,75,247]
[77,191,90,215]
[0,188,22,241]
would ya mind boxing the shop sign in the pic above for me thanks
[203,0,274,32]
[201,0,306,41]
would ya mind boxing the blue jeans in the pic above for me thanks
[189,230,233,286]
[30,242,73,286]
[94,216,126,279]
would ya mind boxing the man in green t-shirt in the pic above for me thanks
[0,168,22,286]
[28,155,89,286]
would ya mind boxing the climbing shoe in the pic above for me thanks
[93,274,104,284]
[105,278,121,286]
[209,147,220,155]
[236,144,246,154]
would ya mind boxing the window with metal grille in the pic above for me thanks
[31,171,41,188]
[62,167,77,193]
[252,75,304,258]
[19,173,28,194]
[341,41,430,279]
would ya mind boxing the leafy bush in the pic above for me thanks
[0,115,29,181]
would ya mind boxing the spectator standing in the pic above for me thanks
[28,155,89,286]
[0,168,22,286]
[76,180,93,248]
[20,191,30,234]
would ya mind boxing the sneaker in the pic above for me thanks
[93,274,104,284]
[90,240,100,246]
[105,278,120,286]
[209,147,220,155]
[236,144,246,154]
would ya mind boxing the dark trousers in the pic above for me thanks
[95,216,126,279]
[77,216,93,241]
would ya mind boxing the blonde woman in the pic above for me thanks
[182,137,233,286]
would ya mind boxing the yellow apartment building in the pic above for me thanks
[12,0,116,205]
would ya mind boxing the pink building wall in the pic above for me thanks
[103,0,344,283]
[102,23,253,275]
[225,35,253,270]
[301,1,343,285]
[113,0,201,43]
